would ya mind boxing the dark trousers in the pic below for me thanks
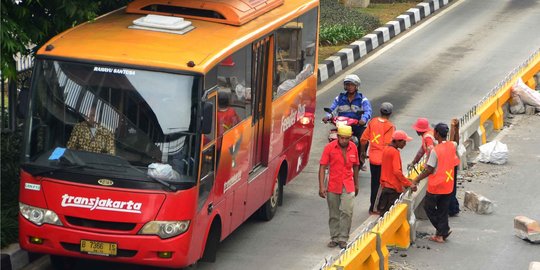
[369,163,381,212]
[353,125,366,163]
[448,166,460,216]
[377,187,400,216]
[424,192,451,236]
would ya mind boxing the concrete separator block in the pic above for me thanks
[530,262,540,270]
[514,216,540,244]
[464,191,494,214]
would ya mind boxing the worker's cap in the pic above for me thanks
[412,117,430,132]
[392,130,413,142]
[434,123,449,138]
[337,125,353,137]
[380,102,393,114]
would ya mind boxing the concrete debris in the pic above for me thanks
[415,231,430,239]
[464,191,494,214]
[514,216,540,244]
[525,105,537,115]
[388,260,416,270]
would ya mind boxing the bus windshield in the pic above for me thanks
[22,59,201,186]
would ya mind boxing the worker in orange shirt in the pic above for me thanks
[412,123,460,243]
[408,117,436,169]
[318,125,359,249]
[377,130,417,216]
[360,102,395,215]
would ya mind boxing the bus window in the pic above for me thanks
[217,90,241,136]
[198,144,215,211]
[274,7,318,98]
[215,45,252,127]
[202,94,216,146]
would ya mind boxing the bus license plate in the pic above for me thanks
[80,240,117,256]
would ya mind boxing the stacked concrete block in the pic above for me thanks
[514,216,540,244]
[464,191,494,214]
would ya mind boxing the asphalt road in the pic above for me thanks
[27,0,540,269]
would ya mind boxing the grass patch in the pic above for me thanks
[318,0,422,63]
[319,45,345,62]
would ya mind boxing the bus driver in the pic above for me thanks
[67,105,116,155]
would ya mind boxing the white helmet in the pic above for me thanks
[344,74,361,87]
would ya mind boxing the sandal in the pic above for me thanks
[338,241,347,249]
[429,235,444,243]
[327,241,338,248]
[442,231,452,241]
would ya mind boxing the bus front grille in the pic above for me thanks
[65,216,137,231]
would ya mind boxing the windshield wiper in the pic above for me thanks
[146,175,177,192]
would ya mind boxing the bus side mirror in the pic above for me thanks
[201,101,214,134]
[16,87,30,119]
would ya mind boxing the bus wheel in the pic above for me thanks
[49,255,75,270]
[257,176,282,221]
[201,221,220,263]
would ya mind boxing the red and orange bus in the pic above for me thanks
[18,0,318,267]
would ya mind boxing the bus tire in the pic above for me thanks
[201,220,221,263]
[257,175,282,221]
[49,255,75,270]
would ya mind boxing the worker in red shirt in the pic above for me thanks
[318,125,359,249]
[408,117,436,169]
[377,130,417,216]
[360,102,395,215]
[412,123,460,243]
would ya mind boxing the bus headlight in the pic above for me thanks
[138,221,190,239]
[19,203,63,226]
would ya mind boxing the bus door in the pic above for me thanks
[250,36,272,171]
[194,92,217,254]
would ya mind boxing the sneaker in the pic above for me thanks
[338,241,347,249]
[327,241,338,248]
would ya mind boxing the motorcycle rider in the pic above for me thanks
[322,74,372,164]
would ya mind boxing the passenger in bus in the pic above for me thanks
[217,90,240,136]
[276,64,314,97]
[67,105,116,155]
[276,71,297,97]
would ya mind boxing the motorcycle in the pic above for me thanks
[323,107,360,145]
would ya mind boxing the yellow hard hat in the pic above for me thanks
[337,125,353,137]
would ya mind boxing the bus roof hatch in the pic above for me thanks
[129,14,195,34]
[126,0,284,26]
